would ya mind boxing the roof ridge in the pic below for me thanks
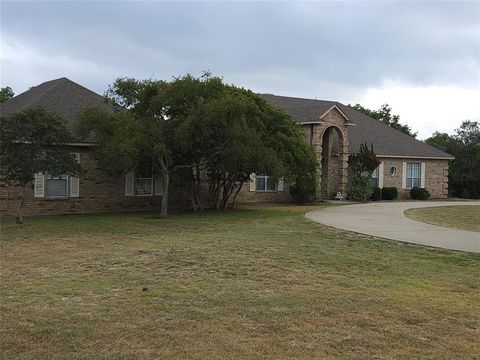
[58,77,106,99]
[29,78,69,105]
[259,93,337,104]
[340,103,453,158]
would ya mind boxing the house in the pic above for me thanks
[0,78,453,215]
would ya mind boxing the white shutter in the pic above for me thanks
[34,173,45,198]
[154,176,163,196]
[249,173,257,192]
[402,162,407,189]
[69,153,80,197]
[125,171,134,196]
[378,162,384,188]
[277,178,284,191]
[421,162,426,188]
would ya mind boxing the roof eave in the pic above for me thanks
[376,154,455,160]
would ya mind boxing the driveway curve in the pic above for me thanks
[306,201,480,253]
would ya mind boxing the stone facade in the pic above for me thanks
[378,157,449,199]
[0,107,450,216]
[0,147,165,215]
[301,106,350,199]
[235,183,290,203]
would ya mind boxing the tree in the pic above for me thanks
[175,85,318,210]
[0,108,81,223]
[78,73,318,214]
[351,103,417,138]
[0,86,14,102]
[426,121,480,199]
[77,74,225,217]
[347,143,380,201]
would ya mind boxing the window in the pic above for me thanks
[134,177,153,196]
[406,162,421,188]
[389,166,397,177]
[371,167,379,187]
[256,175,276,192]
[46,175,69,198]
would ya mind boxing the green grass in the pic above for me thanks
[405,205,480,232]
[1,205,479,359]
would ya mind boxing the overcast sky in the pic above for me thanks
[1,1,479,139]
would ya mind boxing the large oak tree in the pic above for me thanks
[78,73,318,215]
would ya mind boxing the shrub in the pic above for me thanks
[371,186,382,201]
[382,187,398,200]
[347,143,380,202]
[410,187,430,200]
[347,174,372,202]
[290,175,316,203]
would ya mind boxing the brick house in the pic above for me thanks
[0,78,453,215]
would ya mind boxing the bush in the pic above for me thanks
[382,187,398,200]
[410,187,430,200]
[290,175,316,203]
[347,174,372,202]
[371,186,382,201]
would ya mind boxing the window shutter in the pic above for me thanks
[154,176,163,196]
[378,162,384,188]
[69,153,80,197]
[249,173,256,192]
[34,173,45,198]
[125,171,134,196]
[277,178,284,191]
[402,162,407,189]
[420,162,426,188]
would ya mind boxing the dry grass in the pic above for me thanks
[405,205,480,232]
[1,205,479,359]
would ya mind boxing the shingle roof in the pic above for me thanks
[259,93,453,159]
[0,78,453,159]
[0,77,114,133]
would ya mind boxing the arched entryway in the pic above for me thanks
[320,126,346,199]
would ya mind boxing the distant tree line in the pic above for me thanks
[351,103,417,138]
[426,121,480,199]
[0,86,14,102]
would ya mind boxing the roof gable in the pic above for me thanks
[0,77,114,129]
[260,93,453,159]
[319,104,351,124]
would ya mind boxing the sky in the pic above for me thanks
[1,1,479,139]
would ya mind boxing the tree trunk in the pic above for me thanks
[230,181,245,210]
[160,160,169,218]
[15,189,25,224]
[193,165,204,211]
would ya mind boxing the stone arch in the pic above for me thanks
[319,125,348,199]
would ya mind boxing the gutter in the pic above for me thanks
[376,154,455,160]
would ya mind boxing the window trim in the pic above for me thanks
[45,174,70,199]
[134,176,154,197]
[371,166,379,187]
[406,162,422,189]
[255,175,277,192]
[389,166,397,177]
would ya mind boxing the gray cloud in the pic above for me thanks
[1,1,479,99]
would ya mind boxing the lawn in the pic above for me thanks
[405,205,480,232]
[1,205,479,359]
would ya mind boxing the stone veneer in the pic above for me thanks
[0,147,167,215]
[301,107,350,199]
[1,108,449,215]
[379,158,449,199]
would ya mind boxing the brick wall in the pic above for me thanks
[0,147,166,216]
[235,183,290,203]
[1,134,450,216]
[379,158,449,199]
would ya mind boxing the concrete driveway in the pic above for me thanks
[306,201,480,253]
